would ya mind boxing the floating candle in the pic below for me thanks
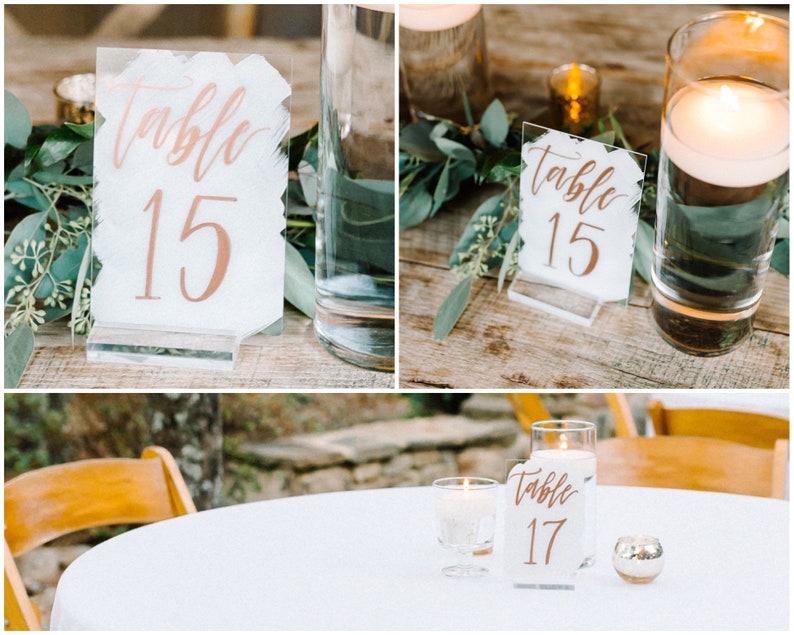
[662,78,789,188]
[434,478,497,519]
[531,448,597,479]
[399,4,481,31]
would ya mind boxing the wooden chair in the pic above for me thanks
[506,393,640,437]
[646,398,789,449]
[597,436,789,500]
[4,446,196,631]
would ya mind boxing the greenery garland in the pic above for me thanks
[3,90,319,387]
[399,98,789,340]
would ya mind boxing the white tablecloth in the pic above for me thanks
[50,485,788,630]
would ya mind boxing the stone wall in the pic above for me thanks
[224,393,645,504]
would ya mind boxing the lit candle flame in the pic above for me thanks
[720,84,740,112]
[559,433,569,450]
[567,64,583,122]
[463,478,470,490]
[745,14,764,35]
[567,63,582,100]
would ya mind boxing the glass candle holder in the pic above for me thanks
[315,4,396,372]
[612,535,665,584]
[433,477,498,577]
[548,63,600,136]
[651,11,789,356]
[54,73,96,124]
[530,420,597,567]
[399,4,492,122]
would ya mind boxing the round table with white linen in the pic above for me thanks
[50,485,789,630]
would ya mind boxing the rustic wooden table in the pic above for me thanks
[4,34,394,389]
[399,4,790,389]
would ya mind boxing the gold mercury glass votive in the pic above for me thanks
[54,73,96,124]
[548,62,600,135]
[612,535,665,584]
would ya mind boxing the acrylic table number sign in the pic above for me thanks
[505,459,586,589]
[87,48,291,369]
[508,123,646,326]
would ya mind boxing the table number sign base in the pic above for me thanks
[513,582,575,591]
[86,324,241,370]
[88,47,291,371]
[510,123,646,327]
[508,274,602,328]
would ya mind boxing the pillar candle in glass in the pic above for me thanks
[316,4,395,372]
[530,420,597,567]
[399,4,492,121]
[652,11,789,356]
[54,73,96,124]
[548,63,600,136]
[433,477,498,577]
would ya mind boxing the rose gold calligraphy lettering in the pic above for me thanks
[110,76,269,181]
[526,144,629,214]
[508,468,579,509]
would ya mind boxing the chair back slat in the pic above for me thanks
[5,446,196,630]
[5,458,178,557]
[647,399,789,449]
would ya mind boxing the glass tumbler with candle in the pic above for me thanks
[530,421,597,567]
[433,477,498,577]
[548,63,600,136]
[316,4,395,371]
[652,11,789,356]
[399,4,492,122]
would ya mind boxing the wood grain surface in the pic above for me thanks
[5,33,394,389]
[399,4,789,389]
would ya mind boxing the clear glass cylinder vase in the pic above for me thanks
[399,4,492,122]
[315,4,395,372]
[651,11,789,356]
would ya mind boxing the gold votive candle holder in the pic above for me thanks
[548,62,600,135]
[54,73,96,124]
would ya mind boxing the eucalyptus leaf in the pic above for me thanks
[284,241,316,319]
[4,90,31,149]
[400,187,433,231]
[433,137,476,165]
[63,120,95,139]
[448,192,506,268]
[433,276,473,341]
[633,219,654,283]
[590,131,616,146]
[497,227,521,292]
[4,210,48,291]
[297,159,318,209]
[433,158,451,204]
[286,122,318,171]
[4,323,34,388]
[34,235,88,299]
[322,168,394,274]
[69,139,94,172]
[31,171,94,186]
[71,236,92,343]
[480,99,509,147]
[399,120,445,162]
[34,128,86,168]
